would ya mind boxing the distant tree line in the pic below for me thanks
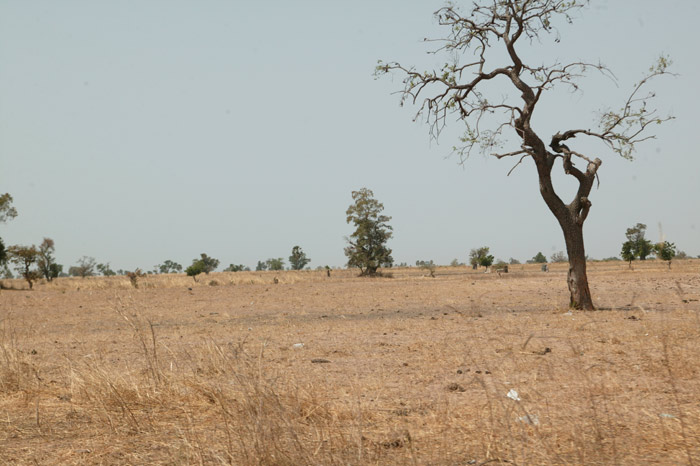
[1,188,695,291]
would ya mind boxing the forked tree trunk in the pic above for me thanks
[537,161,595,311]
[560,221,593,310]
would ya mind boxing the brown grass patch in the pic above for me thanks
[1,260,699,464]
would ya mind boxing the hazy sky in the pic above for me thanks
[1,1,698,271]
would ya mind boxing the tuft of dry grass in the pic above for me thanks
[1,260,699,464]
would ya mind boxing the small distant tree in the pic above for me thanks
[480,253,494,269]
[8,245,40,289]
[621,241,635,268]
[675,250,687,260]
[0,194,18,224]
[266,258,285,271]
[469,247,494,270]
[0,195,17,273]
[416,259,436,277]
[157,260,183,274]
[450,258,464,267]
[625,223,654,261]
[126,269,144,288]
[289,246,311,270]
[509,257,521,265]
[185,261,206,282]
[344,188,394,276]
[550,251,568,263]
[255,260,268,271]
[655,241,677,269]
[97,263,116,276]
[36,238,59,281]
[186,254,219,280]
[69,256,96,278]
[224,263,249,272]
[199,254,220,273]
[531,252,547,264]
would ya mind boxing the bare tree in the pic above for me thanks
[376,1,672,309]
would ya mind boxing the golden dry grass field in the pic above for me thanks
[1,260,700,465]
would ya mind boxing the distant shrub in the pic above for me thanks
[224,264,249,272]
[416,260,436,277]
[70,256,96,278]
[550,251,568,263]
[126,269,144,289]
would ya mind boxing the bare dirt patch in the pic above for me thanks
[1,261,699,464]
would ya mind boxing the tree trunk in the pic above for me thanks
[534,155,595,310]
[560,220,594,310]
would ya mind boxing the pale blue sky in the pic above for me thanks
[1,1,698,271]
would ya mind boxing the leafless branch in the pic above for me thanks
[507,154,529,176]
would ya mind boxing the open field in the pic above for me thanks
[1,260,700,465]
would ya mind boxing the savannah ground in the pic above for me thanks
[1,260,699,465]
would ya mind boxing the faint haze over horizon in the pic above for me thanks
[1,0,699,272]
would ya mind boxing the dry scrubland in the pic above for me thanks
[1,260,700,465]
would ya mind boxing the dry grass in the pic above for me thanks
[1,260,699,464]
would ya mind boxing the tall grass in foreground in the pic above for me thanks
[1,301,699,464]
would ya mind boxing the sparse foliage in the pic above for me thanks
[509,257,521,265]
[416,259,436,277]
[185,262,205,281]
[377,0,673,309]
[126,269,144,288]
[289,246,311,270]
[0,193,18,224]
[469,247,494,270]
[0,195,17,271]
[621,241,635,268]
[224,264,249,272]
[550,251,568,263]
[37,238,60,281]
[265,258,285,271]
[199,254,220,274]
[654,241,676,269]
[97,263,116,276]
[157,260,183,274]
[8,245,40,289]
[624,223,654,261]
[186,253,219,281]
[344,188,394,276]
[255,260,268,272]
[450,258,465,267]
[69,256,96,278]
